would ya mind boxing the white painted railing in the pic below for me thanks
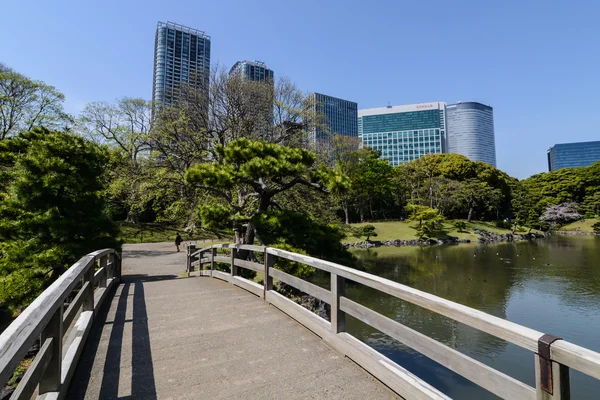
[188,243,600,400]
[0,249,121,400]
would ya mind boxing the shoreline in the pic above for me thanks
[344,229,548,249]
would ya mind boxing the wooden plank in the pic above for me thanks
[265,290,450,400]
[190,246,212,257]
[234,259,264,273]
[341,297,536,400]
[552,341,600,380]
[0,255,96,390]
[535,354,570,400]
[212,270,230,282]
[11,338,53,400]
[231,276,263,298]
[213,256,231,264]
[264,252,273,299]
[236,244,265,252]
[269,268,330,304]
[191,257,211,267]
[63,282,90,331]
[267,247,543,352]
[337,333,452,400]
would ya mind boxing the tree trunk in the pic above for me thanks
[343,203,349,224]
[467,206,473,222]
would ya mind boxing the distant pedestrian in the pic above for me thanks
[175,232,183,252]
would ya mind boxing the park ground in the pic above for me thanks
[558,218,600,233]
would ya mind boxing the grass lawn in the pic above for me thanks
[559,218,599,233]
[342,220,528,243]
[118,222,232,244]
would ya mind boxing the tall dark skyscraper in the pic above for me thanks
[152,21,211,106]
[229,60,274,82]
[547,140,600,171]
[306,93,358,148]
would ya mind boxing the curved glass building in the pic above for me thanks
[446,102,496,167]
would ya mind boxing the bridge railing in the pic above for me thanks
[0,249,121,400]
[188,243,600,399]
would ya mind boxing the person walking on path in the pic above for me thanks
[175,232,183,252]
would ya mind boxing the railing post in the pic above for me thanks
[535,335,570,399]
[39,306,63,394]
[107,252,114,281]
[331,273,345,334]
[187,244,196,278]
[99,255,107,288]
[210,247,216,277]
[263,247,273,299]
[230,246,237,279]
[83,260,95,313]
[116,252,122,281]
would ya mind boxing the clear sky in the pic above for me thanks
[1,0,599,178]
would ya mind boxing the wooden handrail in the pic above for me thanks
[188,244,600,399]
[0,248,121,399]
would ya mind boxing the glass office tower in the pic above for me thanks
[153,21,211,106]
[547,140,600,171]
[306,93,358,147]
[229,60,274,82]
[358,102,447,166]
[446,102,496,167]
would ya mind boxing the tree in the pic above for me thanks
[539,202,582,229]
[184,138,344,245]
[405,204,445,241]
[353,225,378,241]
[0,63,72,139]
[78,98,153,223]
[592,221,600,234]
[454,221,467,232]
[0,128,119,312]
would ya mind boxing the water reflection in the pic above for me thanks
[351,235,600,399]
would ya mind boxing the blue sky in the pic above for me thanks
[1,0,599,178]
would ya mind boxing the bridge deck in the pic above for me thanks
[67,243,398,399]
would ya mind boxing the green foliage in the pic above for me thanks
[0,128,119,312]
[406,204,445,241]
[0,63,72,140]
[353,224,378,241]
[253,210,354,277]
[454,221,467,232]
[592,221,600,234]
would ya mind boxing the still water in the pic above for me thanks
[350,235,600,399]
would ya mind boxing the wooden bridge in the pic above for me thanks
[1,242,600,399]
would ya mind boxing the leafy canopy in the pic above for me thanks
[0,128,119,312]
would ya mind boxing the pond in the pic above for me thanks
[350,235,600,399]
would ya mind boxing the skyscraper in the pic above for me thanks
[152,21,211,106]
[229,60,274,82]
[446,102,496,167]
[547,140,600,171]
[358,102,447,166]
[306,93,358,148]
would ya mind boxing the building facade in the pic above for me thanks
[152,21,211,106]
[446,102,496,167]
[229,60,274,82]
[547,140,600,171]
[358,102,447,166]
[306,93,358,147]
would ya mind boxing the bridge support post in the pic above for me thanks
[187,244,196,277]
[263,248,273,299]
[39,306,63,394]
[231,247,237,278]
[83,260,95,313]
[331,274,345,334]
[210,247,216,277]
[99,255,107,288]
[535,334,570,399]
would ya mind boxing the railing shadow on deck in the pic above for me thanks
[67,274,169,400]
